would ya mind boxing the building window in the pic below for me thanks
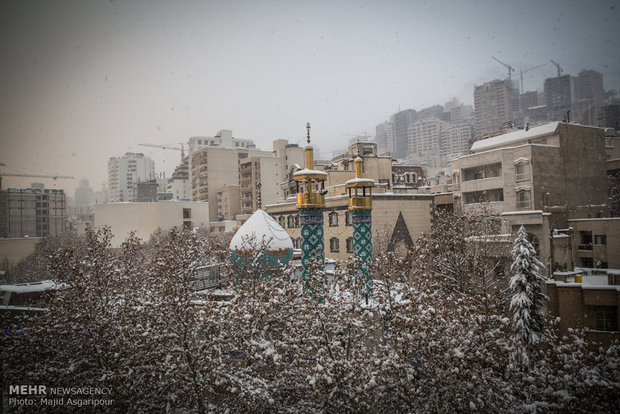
[515,164,529,181]
[329,211,339,227]
[594,307,617,331]
[297,237,302,249]
[294,215,299,228]
[330,237,339,253]
[346,237,354,253]
[287,215,295,228]
[579,231,593,250]
[183,221,192,230]
[278,216,285,228]
[345,211,352,226]
[183,208,191,219]
[516,190,531,209]
[595,235,607,245]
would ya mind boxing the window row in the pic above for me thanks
[329,237,354,253]
[275,211,353,228]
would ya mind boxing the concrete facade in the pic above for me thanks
[266,194,434,261]
[191,146,271,221]
[107,152,155,203]
[568,218,620,270]
[547,272,619,347]
[2,187,66,238]
[474,79,514,139]
[0,237,41,273]
[451,122,608,274]
[93,201,209,247]
[216,185,241,221]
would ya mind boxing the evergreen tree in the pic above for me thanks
[509,226,548,365]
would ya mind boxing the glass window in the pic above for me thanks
[183,208,191,219]
[329,212,338,227]
[345,211,352,226]
[595,308,617,331]
[330,237,339,253]
[595,235,607,245]
[346,237,354,253]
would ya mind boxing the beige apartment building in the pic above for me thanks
[451,122,609,272]
[191,146,272,221]
[192,139,303,222]
[240,156,283,214]
[215,185,241,221]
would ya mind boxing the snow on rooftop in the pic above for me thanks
[470,122,559,152]
[293,168,327,177]
[229,209,293,252]
[0,280,63,293]
[345,177,375,186]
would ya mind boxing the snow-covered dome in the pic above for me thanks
[229,209,293,270]
[230,209,293,251]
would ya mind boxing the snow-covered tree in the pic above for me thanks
[509,225,548,366]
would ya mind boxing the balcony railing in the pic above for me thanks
[578,243,593,251]
[460,176,503,193]
[516,200,531,209]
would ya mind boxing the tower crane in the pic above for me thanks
[0,162,74,191]
[519,63,547,94]
[550,59,563,77]
[492,56,515,83]
[138,142,185,161]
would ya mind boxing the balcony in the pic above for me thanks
[460,176,503,193]
[578,244,593,251]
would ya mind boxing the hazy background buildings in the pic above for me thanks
[1,0,619,196]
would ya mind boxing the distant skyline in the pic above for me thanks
[1,0,619,196]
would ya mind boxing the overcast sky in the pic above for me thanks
[1,0,619,196]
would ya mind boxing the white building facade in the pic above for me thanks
[107,152,155,203]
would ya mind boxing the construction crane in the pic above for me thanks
[138,142,185,161]
[492,56,515,83]
[0,163,74,191]
[519,63,547,94]
[550,59,563,77]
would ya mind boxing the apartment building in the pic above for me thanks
[107,152,155,203]
[375,121,394,154]
[239,156,282,214]
[166,156,190,201]
[215,185,241,221]
[544,75,575,122]
[191,146,272,221]
[191,138,303,222]
[451,122,608,271]
[1,186,66,238]
[407,118,449,161]
[567,218,620,270]
[392,109,418,160]
[474,79,514,139]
